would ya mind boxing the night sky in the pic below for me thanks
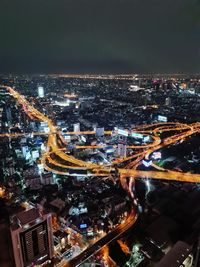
[0,0,200,74]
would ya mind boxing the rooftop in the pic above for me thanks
[155,241,191,267]
[16,208,41,225]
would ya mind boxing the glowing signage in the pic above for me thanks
[152,152,162,160]
[117,129,128,137]
[132,132,143,139]
[143,136,150,142]
[44,127,50,133]
[158,115,168,122]
[32,150,40,160]
[80,136,86,142]
[142,160,152,167]
[80,223,87,229]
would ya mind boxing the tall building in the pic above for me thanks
[117,143,127,158]
[38,86,44,98]
[2,104,12,127]
[10,208,54,267]
[165,97,171,106]
[96,127,104,137]
[73,122,80,132]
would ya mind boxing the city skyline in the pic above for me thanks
[1,75,200,266]
[1,0,200,266]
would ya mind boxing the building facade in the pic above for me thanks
[10,208,54,267]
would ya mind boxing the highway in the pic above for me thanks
[119,169,200,183]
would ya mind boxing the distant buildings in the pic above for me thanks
[2,74,200,267]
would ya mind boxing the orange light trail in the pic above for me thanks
[117,239,131,255]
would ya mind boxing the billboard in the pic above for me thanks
[117,129,128,137]
[40,121,48,127]
[158,115,168,122]
[143,135,150,142]
[80,223,87,229]
[32,150,40,160]
[152,152,162,160]
[64,135,71,141]
[132,132,143,139]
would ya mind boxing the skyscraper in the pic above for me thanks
[117,143,127,158]
[73,122,80,132]
[96,127,104,137]
[165,97,171,106]
[10,208,54,267]
[38,86,44,98]
[2,104,12,127]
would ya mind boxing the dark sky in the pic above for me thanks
[0,0,200,74]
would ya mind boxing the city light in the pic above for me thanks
[1,75,200,267]
[152,152,162,160]
[142,160,152,167]
[0,187,5,198]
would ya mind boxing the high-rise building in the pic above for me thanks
[38,86,44,98]
[2,104,12,127]
[165,97,171,106]
[96,127,104,137]
[117,143,127,158]
[10,208,54,267]
[73,123,80,132]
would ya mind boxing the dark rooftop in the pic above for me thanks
[16,208,40,225]
[155,241,191,267]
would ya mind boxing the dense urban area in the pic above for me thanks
[1,74,200,267]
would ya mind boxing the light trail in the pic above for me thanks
[117,239,131,255]
[119,169,200,183]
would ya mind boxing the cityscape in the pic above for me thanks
[0,74,200,267]
[1,0,200,267]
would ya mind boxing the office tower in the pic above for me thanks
[73,122,80,132]
[117,143,127,158]
[2,104,12,127]
[38,86,44,98]
[10,208,54,267]
[96,127,104,137]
